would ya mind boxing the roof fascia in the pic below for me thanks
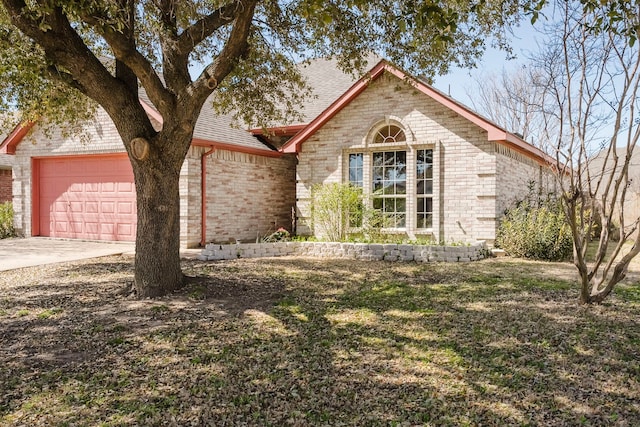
[0,121,36,155]
[281,60,389,153]
[250,124,307,137]
[281,60,551,166]
[192,138,282,158]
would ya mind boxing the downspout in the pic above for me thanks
[201,146,216,246]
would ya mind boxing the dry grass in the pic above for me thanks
[1,256,639,426]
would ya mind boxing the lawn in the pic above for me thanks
[1,256,639,426]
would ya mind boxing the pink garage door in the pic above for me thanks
[36,155,137,241]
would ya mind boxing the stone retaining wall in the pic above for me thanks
[198,241,488,263]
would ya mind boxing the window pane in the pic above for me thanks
[417,196,433,229]
[396,197,406,212]
[383,181,394,195]
[397,213,406,228]
[417,149,433,196]
[374,124,406,143]
[348,153,363,187]
[373,166,383,182]
[425,180,432,194]
[373,152,384,167]
[373,197,383,210]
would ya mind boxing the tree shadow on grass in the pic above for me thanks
[0,256,639,425]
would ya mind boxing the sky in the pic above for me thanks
[431,19,541,107]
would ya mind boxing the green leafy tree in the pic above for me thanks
[1,0,532,297]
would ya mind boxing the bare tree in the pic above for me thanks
[537,0,640,304]
[466,66,551,147]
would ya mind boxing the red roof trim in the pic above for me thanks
[0,121,36,155]
[139,99,164,124]
[281,60,388,154]
[192,138,282,158]
[280,60,552,166]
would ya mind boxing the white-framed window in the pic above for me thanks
[416,149,433,229]
[347,121,434,233]
[348,153,363,188]
[372,150,406,228]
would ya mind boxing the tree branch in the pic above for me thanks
[1,0,156,141]
[190,0,258,103]
[77,8,176,117]
[176,1,241,56]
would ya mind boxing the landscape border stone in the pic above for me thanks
[198,241,488,263]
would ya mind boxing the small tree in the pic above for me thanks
[535,1,640,304]
[310,183,363,242]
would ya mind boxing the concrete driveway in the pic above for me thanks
[0,237,136,271]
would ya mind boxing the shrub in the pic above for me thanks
[0,202,15,239]
[262,227,291,242]
[310,183,364,242]
[496,198,573,261]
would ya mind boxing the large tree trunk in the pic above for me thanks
[130,136,186,298]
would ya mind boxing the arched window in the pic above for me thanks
[373,124,406,144]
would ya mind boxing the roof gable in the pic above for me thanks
[0,121,35,155]
[281,60,551,166]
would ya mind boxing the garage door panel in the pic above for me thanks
[117,201,134,214]
[69,202,84,213]
[101,201,115,213]
[117,223,133,236]
[86,202,99,213]
[37,155,137,241]
[101,182,116,193]
[100,223,115,234]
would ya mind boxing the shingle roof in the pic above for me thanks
[138,89,273,152]
[289,56,379,125]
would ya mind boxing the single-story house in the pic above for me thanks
[0,59,554,247]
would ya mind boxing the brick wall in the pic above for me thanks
[0,169,11,203]
[495,144,557,215]
[296,72,501,244]
[203,149,296,244]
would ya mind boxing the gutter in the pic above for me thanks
[200,146,216,246]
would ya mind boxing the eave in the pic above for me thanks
[280,60,554,167]
[0,121,36,155]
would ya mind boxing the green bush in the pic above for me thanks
[496,198,573,261]
[310,183,364,242]
[0,202,15,239]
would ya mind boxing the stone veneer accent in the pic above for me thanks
[199,240,488,263]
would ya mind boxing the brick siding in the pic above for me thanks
[0,169,11,203]
[10,108,295,247]
[296,72,552,244]
[203,149,296,244]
